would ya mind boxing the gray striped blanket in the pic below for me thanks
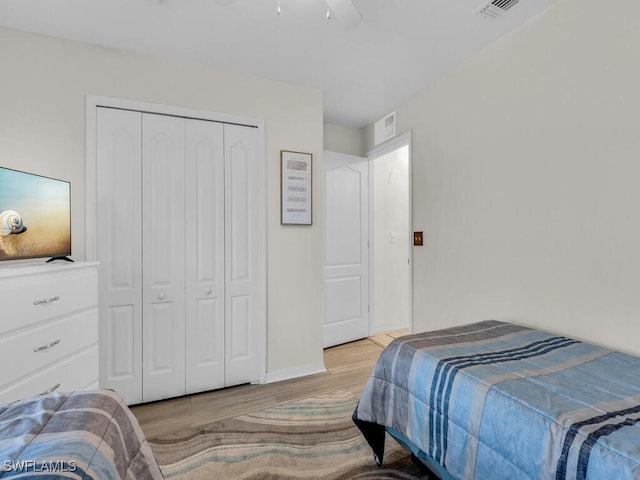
[353,320,640,480]
[0,389,163,479]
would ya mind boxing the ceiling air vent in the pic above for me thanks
[476,0,519,18]
[374,111,396,146]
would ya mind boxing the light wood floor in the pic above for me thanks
[132,330,407,439]
[369,328,411,348]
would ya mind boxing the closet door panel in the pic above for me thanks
[185,119,225,394]
[142,113,186,402]
[147,303,176,368]
[230,295,251,358]
[224,124,261,386]
[96,108,143,405]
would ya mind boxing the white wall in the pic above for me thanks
[368,0,640,355]
[373,146,410,332]
[323,123,364,157]
[0,26,325,376]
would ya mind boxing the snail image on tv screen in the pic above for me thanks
[0,210,27,236]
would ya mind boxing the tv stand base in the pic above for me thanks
[46,256,74,263]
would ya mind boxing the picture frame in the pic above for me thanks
[281,150,312,225]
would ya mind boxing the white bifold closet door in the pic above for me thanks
[222,124,262,387]
[142,113,187,402]
[96,107,260,405]
[184,118,226,395]
[96,108,144,404]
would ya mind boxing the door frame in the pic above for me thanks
[367,131,413,335]
[85,95,267,384]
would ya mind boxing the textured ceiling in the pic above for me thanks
[0,0,559,127]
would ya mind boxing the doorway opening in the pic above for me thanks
[322,132,412,348]
[368,132,412,335]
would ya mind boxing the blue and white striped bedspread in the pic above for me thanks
[0,390,163,479]
[353,320,640,480]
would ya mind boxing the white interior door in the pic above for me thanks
[96,107,143,405]
[142,113,186,402]
[323,151,370,348]
[185,119,226,394]
[224,124,261,385]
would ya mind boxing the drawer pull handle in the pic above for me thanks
[33,296,60,306]
[40,383,61,396]
[33,339,61,352]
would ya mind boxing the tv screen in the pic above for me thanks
[0,166,71,261]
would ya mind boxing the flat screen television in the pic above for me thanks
[0,166,71,262]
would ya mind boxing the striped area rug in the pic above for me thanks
[148,390,431,479]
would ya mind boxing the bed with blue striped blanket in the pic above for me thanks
[0,390,163,479]
[352,320,640,480]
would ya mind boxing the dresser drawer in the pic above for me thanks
[0,308,98,387]
[0,267,98,333]
[0,346,99,403]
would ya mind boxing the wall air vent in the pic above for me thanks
[476,0,519,18]
[374,111,396,146]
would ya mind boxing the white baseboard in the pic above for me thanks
[264,361,327,384]
[374,323,410,334]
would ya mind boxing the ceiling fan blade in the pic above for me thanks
[326,0,362,29]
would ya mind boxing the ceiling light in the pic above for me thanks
[276,0,333,20]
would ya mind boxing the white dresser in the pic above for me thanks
[0,261,99,402]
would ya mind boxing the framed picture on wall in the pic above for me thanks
[281,150,312,225]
